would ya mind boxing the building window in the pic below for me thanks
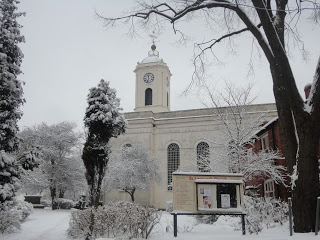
[167,92,169,107]
[197,142,210,172]
[261,133,269,152]
[167,143,180,190]
[264,179,275,198]
[145,88,152,105]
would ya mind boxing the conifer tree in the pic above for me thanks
[0,0,25,204]
[82,79,126,208]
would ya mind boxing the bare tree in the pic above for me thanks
[99,1,320,232]
[19,122,84,209]
[105,144,161,202]
[201,82,287,185]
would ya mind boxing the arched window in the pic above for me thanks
[145,88,152,106]
[197,142,210,172]
[167,143,180,190]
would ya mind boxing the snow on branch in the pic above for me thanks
[104,144,160,202]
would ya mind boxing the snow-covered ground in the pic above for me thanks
[2,208,319,240]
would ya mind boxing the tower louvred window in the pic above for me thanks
[145,88,152,105]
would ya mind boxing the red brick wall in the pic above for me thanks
[245,119,320,201]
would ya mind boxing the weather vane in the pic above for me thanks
[149,31,158,45]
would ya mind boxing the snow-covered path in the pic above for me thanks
[2,208,72,240]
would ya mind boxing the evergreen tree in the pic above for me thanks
[0,0,25,152]
[82,79,126,208]
[0,0,25,204]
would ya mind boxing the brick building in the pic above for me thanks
[245,85,320,201]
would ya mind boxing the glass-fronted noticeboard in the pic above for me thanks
[196,179,243,212]
[172,172,245,214]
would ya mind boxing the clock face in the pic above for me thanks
[143,73,154,83]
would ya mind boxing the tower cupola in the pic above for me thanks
[134,35,172,113]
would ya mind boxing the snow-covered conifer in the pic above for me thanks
[82,79,127,208]
[0,0,24,206]
[0,0,25,152]
[0,150,19,203]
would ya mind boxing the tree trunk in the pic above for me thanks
[58,189,65,198]
[270,56,320,231]
[93,177,101,208]
[291,118,320,232]
[254,2,320,229]
[50,187,57,210]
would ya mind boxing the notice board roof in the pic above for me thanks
[172,172,243,177]
[195,179,244,184]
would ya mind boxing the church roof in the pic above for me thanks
[124,103,278,121]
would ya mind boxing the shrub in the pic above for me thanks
[55,198,75,209]
[0,207,20,234]
[40,199,51,207]
[195,215,219,224]
[14,199,33,221]
[68,201,161,239]
[0,198,33,234]
[244,196,288,234]
[166,201,173,213]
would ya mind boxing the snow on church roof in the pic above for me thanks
[141,54,162,63]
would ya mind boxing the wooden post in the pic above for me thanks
[288,197,293,236]
[241,214,246,235]
[173,214,177,237]
[315,197,320,235]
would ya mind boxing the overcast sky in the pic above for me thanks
[17,0,320,130]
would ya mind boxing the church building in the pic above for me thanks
[104,41,278,209]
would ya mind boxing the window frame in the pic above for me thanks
[145,88,152,106]
[261,133,269,152]
[167,143,180,190]
[196,142,210,172]
[264,179,275,198]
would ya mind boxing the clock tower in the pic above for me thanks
[134,39,172,113]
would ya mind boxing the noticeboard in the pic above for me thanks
[172,172,245,213]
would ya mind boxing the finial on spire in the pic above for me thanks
[149,31,158,50]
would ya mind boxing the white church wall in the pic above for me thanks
[104,104,278,209]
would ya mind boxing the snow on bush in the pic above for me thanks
[195,214,219,225]
[0,150,20,203]
[68,201,161,239]
[166,200,173,213]
[40,199,51,207]
[13,198,33,221]
[244,196,288,234]
[55,198,75,209]
[0,205,20,234]
[193,196,288,235]
[0,198,33,234]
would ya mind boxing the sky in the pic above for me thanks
[16,0,320,130]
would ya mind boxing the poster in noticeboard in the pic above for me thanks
[221,194,231,208]
[197,184,216,209]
